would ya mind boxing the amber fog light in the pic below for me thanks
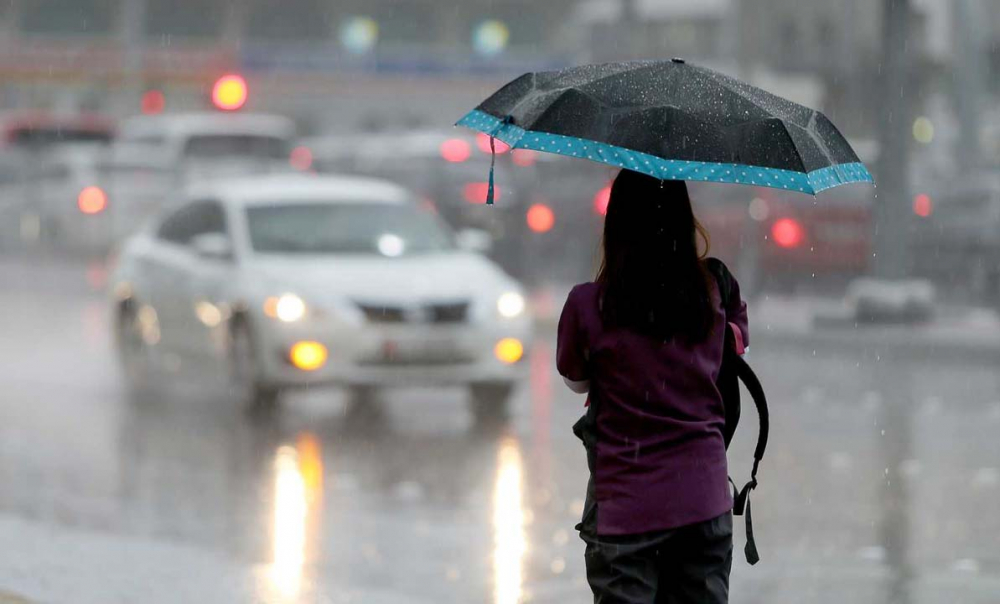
[289,341,327,371]
[494,338,524,364]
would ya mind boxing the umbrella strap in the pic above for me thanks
[487,135,496,205]
[486,116,513,206]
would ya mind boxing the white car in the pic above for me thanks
[3,145,171,253]
[116,112,296,182]
[111,174,531,418]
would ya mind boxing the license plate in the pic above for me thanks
[380,337,462,363]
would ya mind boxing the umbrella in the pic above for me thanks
[457,59,873,204]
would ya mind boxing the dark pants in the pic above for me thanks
[582,512,733,604]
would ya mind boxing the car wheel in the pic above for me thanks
[469,382,514,426]
[116,303,160,403]
[229,319,280,412]
[344,385,385,428]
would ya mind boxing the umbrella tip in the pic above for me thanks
[671,57,686,64]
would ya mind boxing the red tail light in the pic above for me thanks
[594,185,612,216]
[771,218,804,248]
[78,186,107,215]
[511,149,537,166]
[419,196,438,213]
[526,203,555,233]
[440,138,471,163]
[462,182,500,204]
[289,145,313,171]
[913,193,933,218]
[476,133,510,154]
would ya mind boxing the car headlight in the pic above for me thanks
[497,292,526,318]
[264,293,307,322]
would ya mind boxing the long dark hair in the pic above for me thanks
[596,170,714,343]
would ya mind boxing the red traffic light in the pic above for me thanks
[212,74,248,111]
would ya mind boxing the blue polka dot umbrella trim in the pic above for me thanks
[458,109,873,196]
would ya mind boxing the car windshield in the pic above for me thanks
[246,202,454,255]
[183,135,289,160]
[7,126,112,147]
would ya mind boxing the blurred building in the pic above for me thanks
[2,0,1000,141]
[0,0,579,127]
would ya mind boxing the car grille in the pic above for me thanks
[428,302,468,323]
[356,301,469,324]
[356,354,475,367]
[357,304,407,323]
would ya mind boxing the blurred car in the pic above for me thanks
[0,152,30,249]
[909,172,1000,305]
[116,112,296,186]
[0,144,172,254]
[303,130,533,277]
[111,173,531,418]
[0,110,114,150]
[691,181,875,295]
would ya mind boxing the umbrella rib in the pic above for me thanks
[720,117,809,174]
[566,62,671,100]
[696,68,808,123]
[511,86,609,132]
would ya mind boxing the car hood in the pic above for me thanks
[247,251,519,304]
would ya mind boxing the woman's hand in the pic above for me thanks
[563,377,590,394]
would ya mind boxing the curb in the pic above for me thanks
[532,309,1000,368]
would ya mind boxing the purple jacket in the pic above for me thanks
[557,275,749,535]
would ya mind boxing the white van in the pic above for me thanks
[117,112,296,184]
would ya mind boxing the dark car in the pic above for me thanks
[909,172,1000,305]
[691,181,875,296]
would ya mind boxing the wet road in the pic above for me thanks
[1,258,999,603]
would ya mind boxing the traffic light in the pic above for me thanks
[212,74,248,111]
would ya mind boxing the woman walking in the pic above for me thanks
[557,169,749,603]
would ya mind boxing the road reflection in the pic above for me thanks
[112,379,545,601]
[493,436,526,604]
[269,433,323,601]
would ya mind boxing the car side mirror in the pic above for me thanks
[191,232,233,261]
[455,228,493,254]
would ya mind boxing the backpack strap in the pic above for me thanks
[707,258,769,566]
[730,352,769,565]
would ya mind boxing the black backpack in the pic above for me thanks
[707,257,769,565]
[571,260,769,564]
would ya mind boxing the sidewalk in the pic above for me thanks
[530,286,1000,365]
[0,514,428,604]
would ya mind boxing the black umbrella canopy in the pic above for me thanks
[458,59,872,196]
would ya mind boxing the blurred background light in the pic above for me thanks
[473,19,510,57]
[340,16,379,55]
[593,185,612,216]
[212,74,248,111]
[77,186,108,215]
[440,138,472,163]
[526,203,555,233]
[771,217,804,249]
[511,149,537,167]
[476,133,510,154]
[913,193,933,217]
[912,116,935,144]
[140,89,165,115]
[289,145,313,171]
